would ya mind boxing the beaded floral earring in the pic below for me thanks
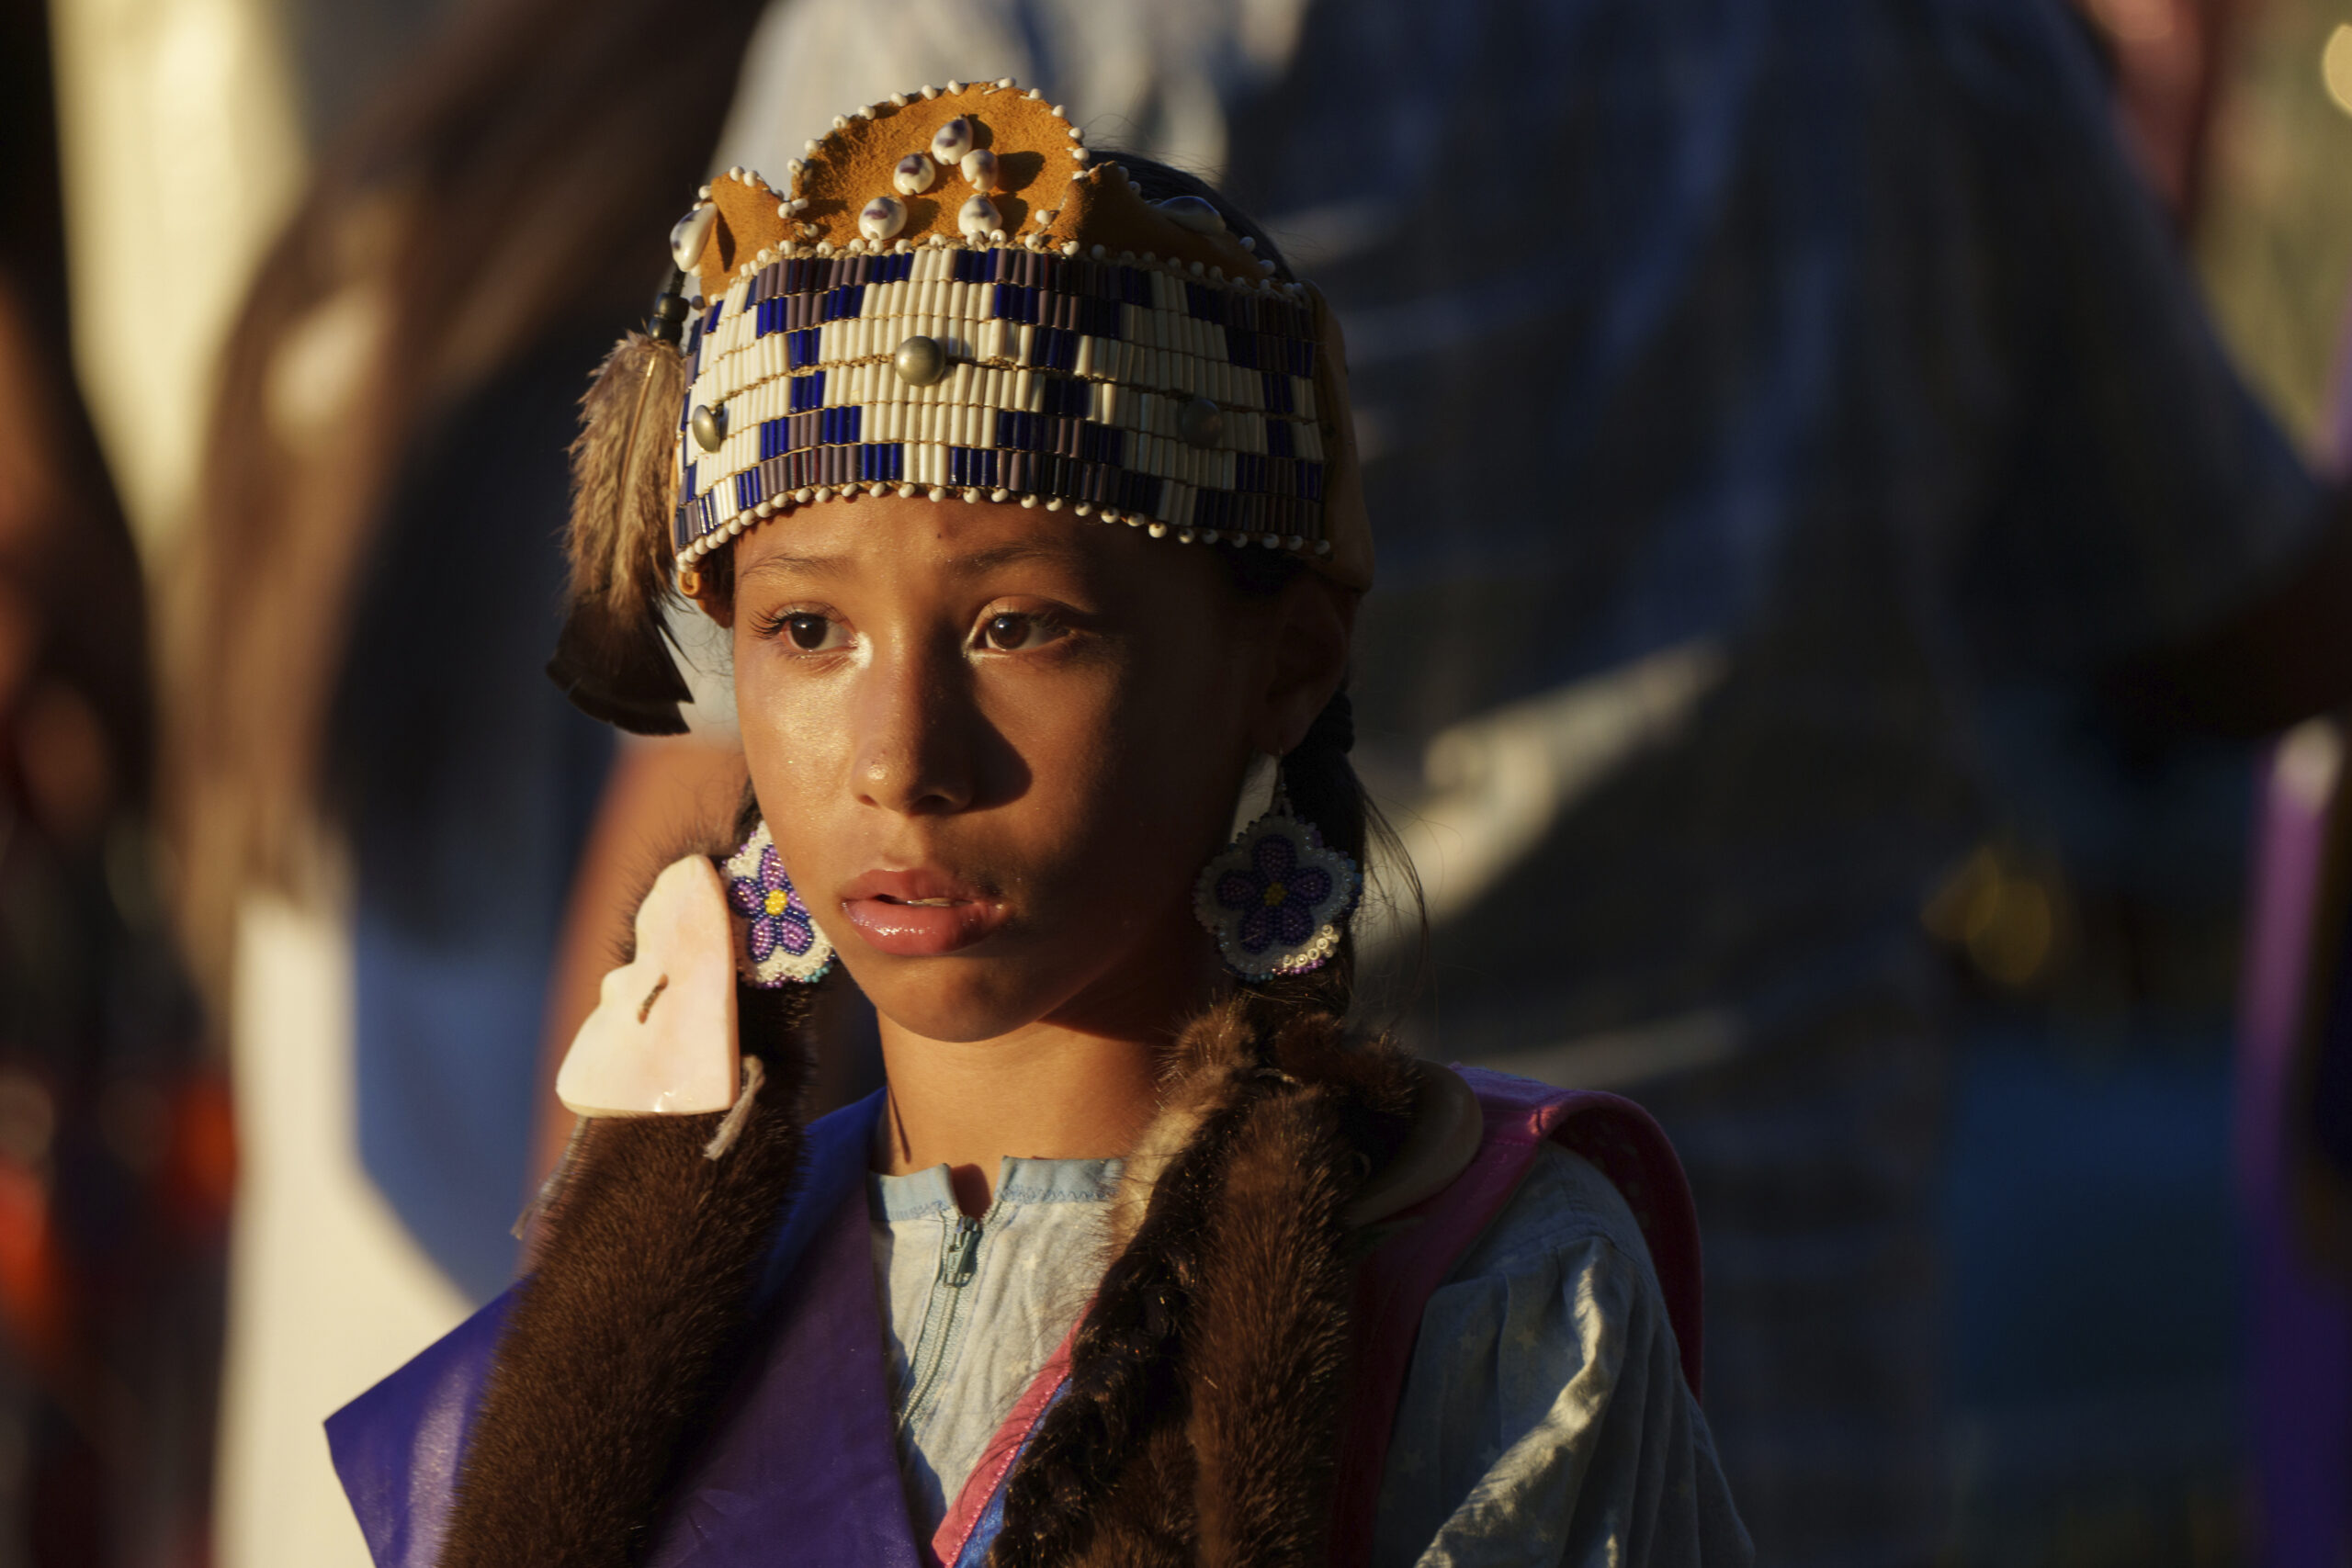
[721,821,835,985]
[1193,760,1363,981]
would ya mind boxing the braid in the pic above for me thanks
[989,1085,1263,1567]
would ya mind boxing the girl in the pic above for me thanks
[329,83,1747,1568]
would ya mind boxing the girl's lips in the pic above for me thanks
[837,869,1006,957]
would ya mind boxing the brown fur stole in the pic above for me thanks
[441,987,1418,1568]
[437,1045,810,1568]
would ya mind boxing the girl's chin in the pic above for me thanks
[851,966,1062,1046]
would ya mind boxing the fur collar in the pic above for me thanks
[442,971,1431,1567]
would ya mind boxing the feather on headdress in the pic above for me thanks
[546,326,695,735]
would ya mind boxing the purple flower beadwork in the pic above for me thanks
[721,821,834,986]
[1193,811,1363,981]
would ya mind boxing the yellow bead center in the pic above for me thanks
[1261,883,1287,908]
[764,889,790,916]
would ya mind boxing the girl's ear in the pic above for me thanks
[684,551,733,628]
[1250,575,1356,758]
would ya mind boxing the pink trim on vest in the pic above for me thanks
[930,1323,1079,1567]
[1326,1068,1704,1566]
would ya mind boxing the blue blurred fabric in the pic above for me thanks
[1224,7,2312,1556]
[328,327,616,1303]
[1219,0,2314,1035]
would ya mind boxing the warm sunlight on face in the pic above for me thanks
[728,496,1270,1044]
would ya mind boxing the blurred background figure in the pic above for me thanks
[2234,313,2352,1568]
[0,0,221,1562]
[154,1,810,1562]
[17,0,2352,1564]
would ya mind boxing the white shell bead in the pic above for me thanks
[960,149,998,190]
[894,153,936,195]
[957,194,1001,238]
[860,196,908,243]
[670,204,717,272]
[932,117,974,164]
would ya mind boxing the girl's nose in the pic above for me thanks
[850,642,978,817]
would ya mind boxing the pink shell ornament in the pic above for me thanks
[556,855,741,1116]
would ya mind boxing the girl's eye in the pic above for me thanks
[979,612,1060,652]
[783,613,842,651]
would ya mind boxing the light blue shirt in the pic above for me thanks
[870,1146,1751,1565]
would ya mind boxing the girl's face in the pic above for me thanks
[727,495,1342,1044]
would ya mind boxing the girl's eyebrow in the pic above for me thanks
[944,540,1085,578]
[738,552,851,584]
[737,538,1087,588]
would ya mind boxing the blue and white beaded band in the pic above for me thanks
[673,243,1333,566]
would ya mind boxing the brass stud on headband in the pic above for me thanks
[690,404,727,453]
[1179,397,1224,448]
[893,335,948,387]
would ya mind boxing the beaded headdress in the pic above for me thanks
[549,78,1372,736]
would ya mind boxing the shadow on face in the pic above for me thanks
[720,493,1294,1044]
